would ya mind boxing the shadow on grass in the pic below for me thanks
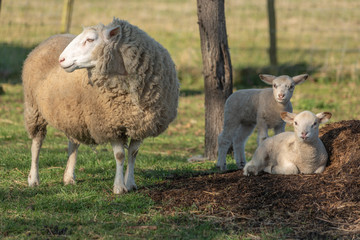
[234,62,321,89]
[0,43,33,84]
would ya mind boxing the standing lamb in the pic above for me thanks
[217,74,308,171]
[243,111,332,176]
[23,18,179,194]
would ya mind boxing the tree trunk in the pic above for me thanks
[197,0,233,160]
[267,0,278,66]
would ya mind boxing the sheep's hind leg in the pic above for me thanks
[111,141,127,194]
[63,140,80,185]
[233,124,255,169]
[28,134,45,186]
[217,131,232,171]
[125,139,142,191]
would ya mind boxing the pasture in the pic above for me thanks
[0,0,359,239]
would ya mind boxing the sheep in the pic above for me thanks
[23,18,180,194]
[243,111,332,176]
[217,74,308,171]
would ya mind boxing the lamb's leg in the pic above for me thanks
[233,124,255,169]
[274,123,285,135]
[217,131,232,171]
[314,165,325,174]
[256,120,269,145]
[124,139,142,191]
[271,162,299,175]
[28,135,45,186]
[243,147,268,176]
[63,140,80,185]
[111,141,127,194]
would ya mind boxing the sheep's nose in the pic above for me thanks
[59,57,65,63]
[278,93,285,99]
[301,132,308,139]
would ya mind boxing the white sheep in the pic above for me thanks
[23,18,179,194]
[243,111,332,176]
[217,74,308,171]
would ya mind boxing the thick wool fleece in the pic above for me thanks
[23,19,179,145]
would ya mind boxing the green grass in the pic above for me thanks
[1,81,359,239]
[0,0,360,238]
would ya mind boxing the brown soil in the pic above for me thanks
[144,120,360,239]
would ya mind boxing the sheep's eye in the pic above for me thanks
[273,84,277,88]
[86,38,94,43]
[312,122,317,127]
[289,85,294,90]
[294,121,298,126]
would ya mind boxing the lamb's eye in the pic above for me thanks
[294,121,298,126]
[289,85,294,90]
[312,122,317,127]
[86,38,94,43]
[273,84,277,88]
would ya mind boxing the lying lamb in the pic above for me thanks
[243,111,332,176]
[217,74,308,171]
[23,18,179,194]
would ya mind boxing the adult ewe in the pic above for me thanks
[217,74,307,171]
[23,18,179,194]
[243,111,332,176]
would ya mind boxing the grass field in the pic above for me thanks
[0,0,359,239]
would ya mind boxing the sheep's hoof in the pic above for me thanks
[125,182,137,192]
[63,178,76,185]
[28,174,40,187]
[113,185,128,195]
[236,163,245,170]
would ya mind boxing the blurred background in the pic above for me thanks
[0,0,359,89]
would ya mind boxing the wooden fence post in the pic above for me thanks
[267,0,278,66]
[61,0,74,33]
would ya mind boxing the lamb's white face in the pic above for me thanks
[59,28,101,72]
[259,74,308,104]
[59,25,120,73]
[281,111,332,142]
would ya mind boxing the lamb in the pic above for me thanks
[243,110,332,176]
[217,74,308,171]
[23,18,179,194]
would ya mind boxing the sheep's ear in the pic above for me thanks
[104,26,120,41]
[292,74,308,85]
[316,112,332,124]
[259,74,277,85]
[281,111,296,124]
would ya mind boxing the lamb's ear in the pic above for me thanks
[104,26,121,41]
[281,111,296,124]
[292,74,308,85]
[316,112,332,124]
[259,74,277,85]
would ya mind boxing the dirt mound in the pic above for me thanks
[144,120,360,239]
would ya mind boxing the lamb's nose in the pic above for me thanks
[59,57,65,63]
[278,93,284,99]
[301,132,308,139]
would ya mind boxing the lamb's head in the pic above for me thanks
[281,111,332,142]
[259,74,308,104]
[59,20,122,73]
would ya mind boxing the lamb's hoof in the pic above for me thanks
[236,163,245,170]
[113,184,128,195]
[244,166,257,176]
[125,182,137,192]
[28,174,39,187]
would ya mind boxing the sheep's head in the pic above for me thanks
[259,74,308,104]
[59,22,121,73]
[281,111,332,142]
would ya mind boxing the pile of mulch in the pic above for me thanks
[144,120,360,239]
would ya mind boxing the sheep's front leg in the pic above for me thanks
[271,162,299,175]
[274,123,285,135]
[111,141,127,194]
[28,135,45,187]
[63,140,80,185]
[256,120,269,145]
[125,139,142,191]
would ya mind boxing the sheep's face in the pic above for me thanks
[59,25,120,73]
[281,111,332,142]
[259,74,308,104]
